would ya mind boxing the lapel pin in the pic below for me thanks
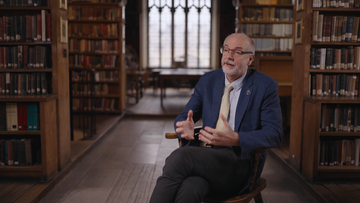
[246,90,251,95]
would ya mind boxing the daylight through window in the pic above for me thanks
[148,0,211,68]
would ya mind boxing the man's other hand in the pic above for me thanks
[175,110,195,140]
[199,114,240,146]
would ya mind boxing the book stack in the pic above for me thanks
[69,54,119,68]
[69,23,119,37]
[0,138,41,166]
[68,6,120,20]
[72,97,118,112]
[320,104,360,132]
[0,11,51,42]
[242,7,293,21]
[241,23,293,36]
[0,0,48,7]
[310,74,359,97]
[0,46,50,69]
[313,12,360,43]
[242,0,293,5]
[310,47,360,70]
[0,102,39,132]
[252,38,293,51]
[319,139,360,167]
[313,0,360,8]
[69,39,119,53]
[0,72,48,96]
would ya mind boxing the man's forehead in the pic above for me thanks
[224,35,250,48]
[223,44,246,50]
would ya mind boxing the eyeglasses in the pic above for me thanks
[220,46,253,57]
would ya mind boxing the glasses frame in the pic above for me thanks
[220,46,253,56]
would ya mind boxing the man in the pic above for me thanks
[149,33,284,203]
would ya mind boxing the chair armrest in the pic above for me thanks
[165,132,178,139]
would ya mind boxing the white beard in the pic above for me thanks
[222,59,247,76]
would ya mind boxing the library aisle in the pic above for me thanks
[40,118,317,202]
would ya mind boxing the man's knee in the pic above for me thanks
[165,147,194,167]
[175,176,210,203]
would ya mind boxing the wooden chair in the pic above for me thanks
[165,127,268,203]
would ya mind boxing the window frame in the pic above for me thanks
[147,0,212,68]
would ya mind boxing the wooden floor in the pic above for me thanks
[40,117,316,203]
[0,114,123,203]
[1,88,360,203]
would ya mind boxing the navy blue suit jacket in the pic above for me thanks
[174,68,284,192]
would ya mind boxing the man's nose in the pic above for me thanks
[227,51,235,58]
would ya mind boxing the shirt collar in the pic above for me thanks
[224,71,247,91]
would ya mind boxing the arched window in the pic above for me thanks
[148,0,211,68]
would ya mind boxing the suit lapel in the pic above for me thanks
[235,69,253,131]
[211,74,225,128]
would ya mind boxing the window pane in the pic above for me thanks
[187,5,198,68]
[173,0,186,64]
[160,7,172,67]
[148,5,160,67]
[199,3,211,67]
[148,0,211,68]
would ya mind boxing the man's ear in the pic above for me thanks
[247,54,255,66]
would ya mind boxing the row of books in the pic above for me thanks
[72,70,119,82]
[242,0,293,4]
[0,138,40,166]
[0,46,49,69]
[0,0,48,7]
[251,38,293,51]
[0,102,39,131]
[72,83,112,95]
[69,0,121,2]
[0,11,51,42]
[0,72,48,95]
[241,7,293,22]
[313,13,360,43]
[310,46,360,70]
[255,52,292,57]
[320,104,360,132]
[69,54,119,68]
[69,39,119,53]
[68,7,120,21]
[313,0,360,8]
[72,98,118,111]
[319,139,360,166]
[69,23,119,38]
[241,23,292,37]
[310,74,359,97]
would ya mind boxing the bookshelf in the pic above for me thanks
[0,0,71,180]
[68,1,126,114]
[290,1,360,181]
[238,3,295,57]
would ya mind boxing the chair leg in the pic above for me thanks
[254,192,264,203]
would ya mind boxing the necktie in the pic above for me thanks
[215,84,233,131]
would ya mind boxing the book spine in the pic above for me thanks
[41,10,46,42]
[46,13,50,41]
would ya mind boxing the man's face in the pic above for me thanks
[221,35,254,79]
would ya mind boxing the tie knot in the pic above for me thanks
[226,84,233,93]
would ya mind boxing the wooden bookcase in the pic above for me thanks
[0,0,71,180]
[238,3,295,57]
[290,2,360,181]
[68,1,126,114]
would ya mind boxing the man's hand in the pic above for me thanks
[175,110,195,140]
[199,114,240,146]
